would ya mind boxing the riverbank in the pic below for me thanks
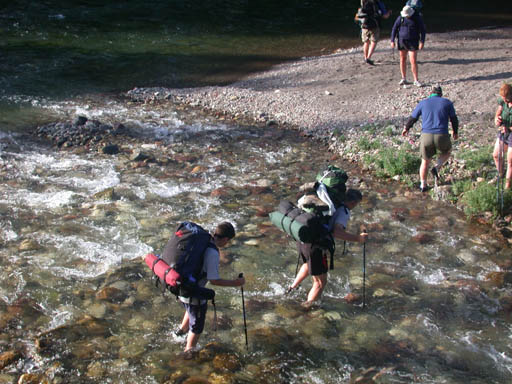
[127,27,512,237]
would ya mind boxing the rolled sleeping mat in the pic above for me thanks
[269,210,320,243]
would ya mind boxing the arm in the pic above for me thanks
[209,277,245,287]
[450,115,459,139]
[495,105,504,127]
[402,116,419,136]
[418,15,426,44]
[332,223,367,243]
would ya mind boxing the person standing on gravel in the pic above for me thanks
[402,86,459,192]
[493,83,512,189]
[390,5,426,87]
[355,0,391,65]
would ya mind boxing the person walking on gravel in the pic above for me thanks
[355,0,391,65]
[493,83,512,189]
[390,5,426,87]
[402,86,459,192]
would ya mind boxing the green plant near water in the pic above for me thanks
[357,136,381,151]
[462,181,512,217]
[456,146,493,172]
[364,147,420,177]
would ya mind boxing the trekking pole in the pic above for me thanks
[362,230,367,309]
[238,273,248,350]
[500,137,505,217]
[497,135,504,217]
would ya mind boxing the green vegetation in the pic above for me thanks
[357,136,381,151]
[456,146,493,172]
[461,181,512,218]
[364,147,421,178]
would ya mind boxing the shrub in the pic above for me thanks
[461,181,512,217]
[365,147,421,177]
[357,136,381,151]
[456,146,493,172]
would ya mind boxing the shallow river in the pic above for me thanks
[1,98,511,384]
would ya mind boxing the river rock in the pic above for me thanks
[93,187,117,201]
[411,233,433,244]
[18,239,40,252]
[101,144,119,155]
[209,372,234,384]
[212,353,241,372]
[485,271,512,287]
[16,373,48,384]
[95,287,128,303]
[0,350,22,370]
[86,361,106,378]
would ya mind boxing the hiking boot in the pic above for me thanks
[399,78,409,86]
[414,80,422,87]
[365,58,375,66]
[419,185,429,193]
[431,167,440,182]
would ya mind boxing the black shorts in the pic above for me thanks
[182,302,207,334]
[398,39,419,51]
[297,242,329,276]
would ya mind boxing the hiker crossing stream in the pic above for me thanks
[1,98,511,383]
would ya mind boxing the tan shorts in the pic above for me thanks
[361,28,380,43]
[420,133,452,160]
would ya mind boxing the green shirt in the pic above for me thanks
[498,97,512,128]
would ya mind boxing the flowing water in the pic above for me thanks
[2,1,512,383]
[1,99,512,383]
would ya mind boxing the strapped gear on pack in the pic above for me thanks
[144,221,217,301]
[355,0,379,30]
[269,165,348,270]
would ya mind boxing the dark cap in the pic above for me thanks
[432,85,443,96]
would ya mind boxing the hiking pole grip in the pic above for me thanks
[239,273,248,349]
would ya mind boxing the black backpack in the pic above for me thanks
[156,221,217,300]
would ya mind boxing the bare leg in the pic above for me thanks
[409,50,419,82]
[306,273,327,303]
[291,262,309,289]
[493,138,505,177]
[185,332,200,352]
[179,311,190,332]
[435,151,451,171]
[367,41,377,60]
[363,41,370,60]
[399,50,407,79]
[420,158,431,187]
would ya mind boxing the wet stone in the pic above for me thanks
[411,233,433,244]
[0,350,22,370]
[95,287,128,303]
[212,353,241,372]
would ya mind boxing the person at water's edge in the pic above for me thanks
[402,85,459,192]
[492,83,512,190]
[175,222,245,356]
[289,189,368,306]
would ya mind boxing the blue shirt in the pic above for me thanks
[411,96,457,134]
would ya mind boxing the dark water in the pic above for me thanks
[1,1,511,118]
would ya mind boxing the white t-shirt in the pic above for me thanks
[328,205,351,232]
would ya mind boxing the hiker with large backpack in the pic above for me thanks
[272,166,368,306]
[354,0,391,65]
[146,221,244,356]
